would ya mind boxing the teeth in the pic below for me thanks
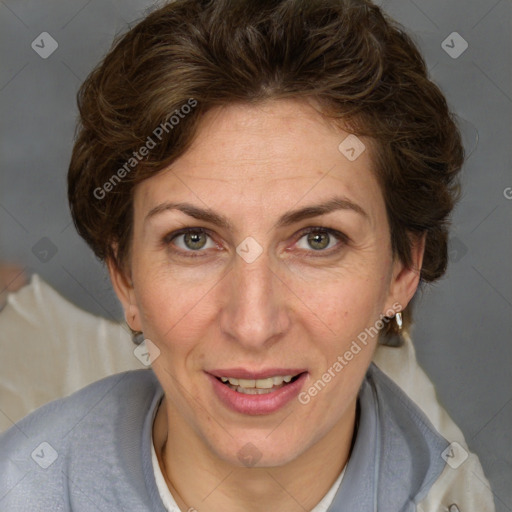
[219,375,296,389]
[235,387,276,395]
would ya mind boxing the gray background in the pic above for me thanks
[1,0,511,509]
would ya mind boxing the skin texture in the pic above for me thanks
[109,99,424,512]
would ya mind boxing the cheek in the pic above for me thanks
[301,280,384,403]
[292,269,389,338]
[133,267,209,345]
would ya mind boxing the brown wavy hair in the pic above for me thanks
[68,0,464,339]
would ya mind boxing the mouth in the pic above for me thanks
[216,373,303,394]
[206,369,308,415]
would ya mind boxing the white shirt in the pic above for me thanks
[151,434,346,512]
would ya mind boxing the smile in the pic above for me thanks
[207,370,308,415]
[218,374,300,394]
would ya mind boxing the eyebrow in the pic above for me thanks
[144,196,368,230]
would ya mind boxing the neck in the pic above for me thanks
[153,397,357,512]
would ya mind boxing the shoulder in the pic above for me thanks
[366,361,449,452]
[417,451,496,512]
[365,363,495,511]
[0,370,162,511]
[0,274,139,432]
[1,369,159,439]
[365,363,450,497]
[373,333,468,443]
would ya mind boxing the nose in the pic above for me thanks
[219,249,291,351]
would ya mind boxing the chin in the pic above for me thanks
[209,430,312,469]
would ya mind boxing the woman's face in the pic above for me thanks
[111,99,421,467]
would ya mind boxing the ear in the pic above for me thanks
[106,254,142,333]
[383,232,426,313]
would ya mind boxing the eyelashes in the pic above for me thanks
[162,226,349,259]
[295,227,348,254]
[163,228,216,257]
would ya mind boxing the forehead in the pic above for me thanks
[134,99,383,220]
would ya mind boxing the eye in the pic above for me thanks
[164,228,218,255]
[295,227,347,254]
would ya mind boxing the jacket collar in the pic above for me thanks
[329,363,449,511]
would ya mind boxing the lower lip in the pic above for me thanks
[207,372,308,415]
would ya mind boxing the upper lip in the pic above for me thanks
[207,368,308,379]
